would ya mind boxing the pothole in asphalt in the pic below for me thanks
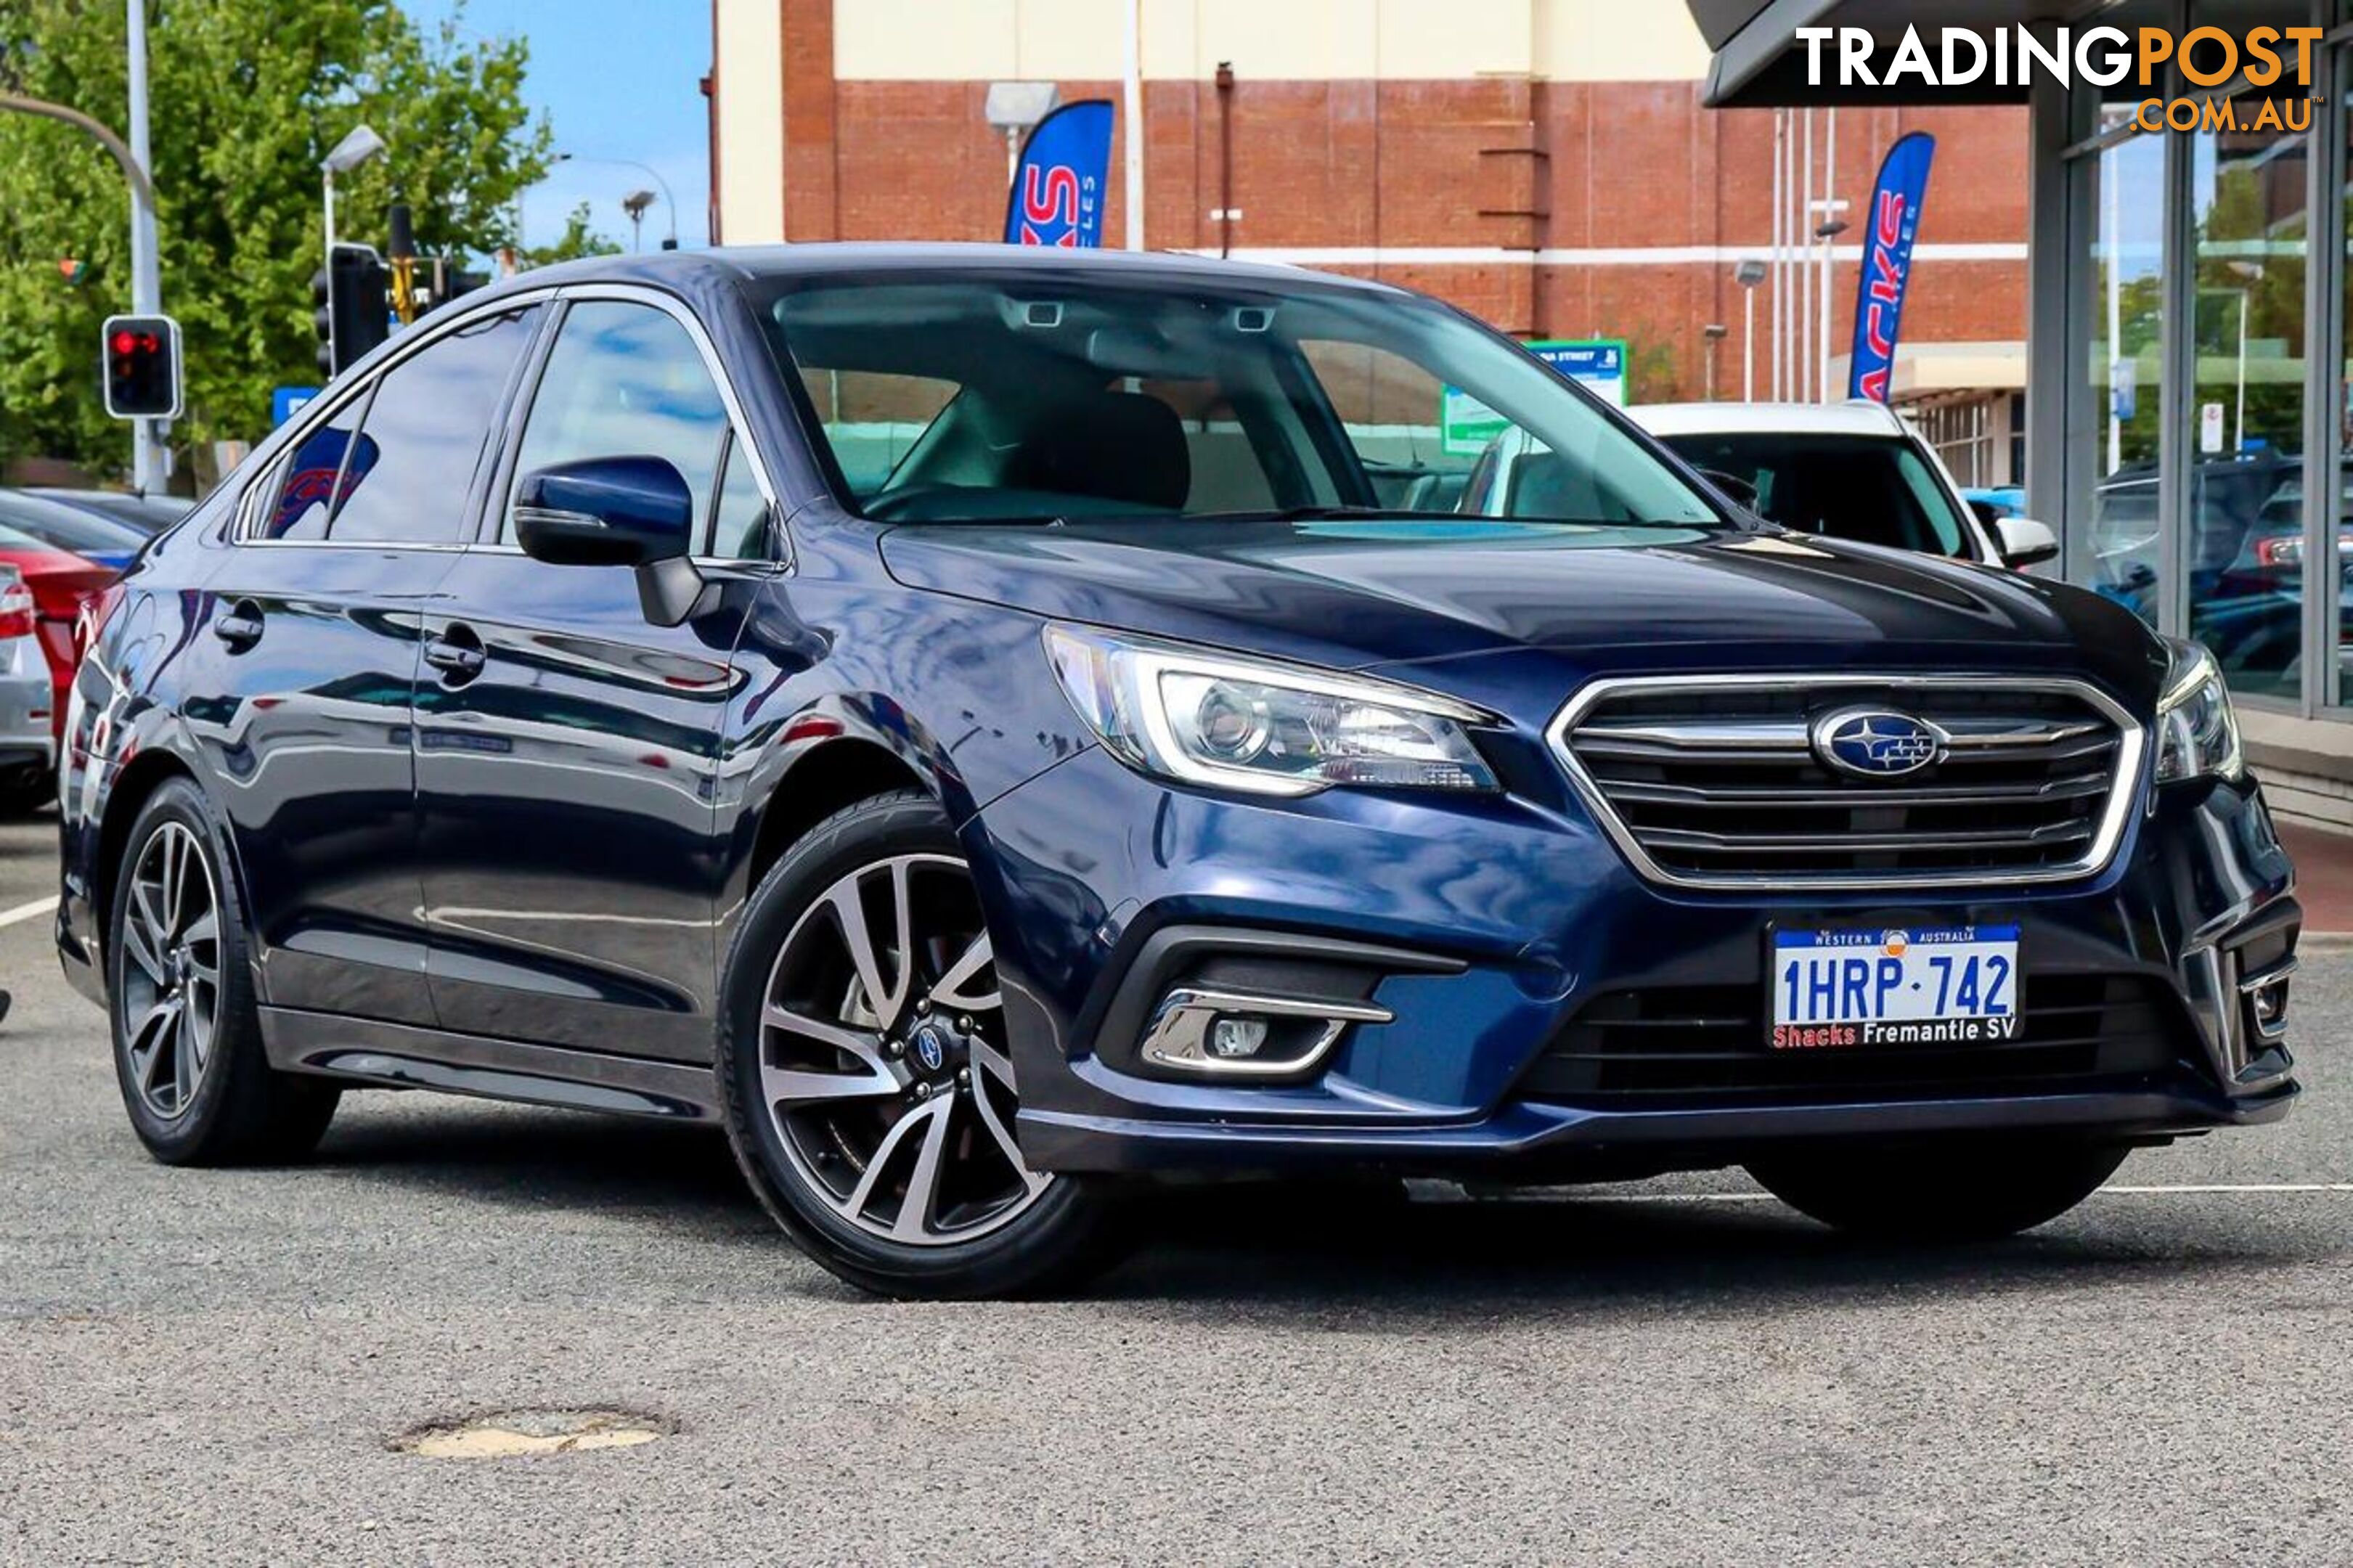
[392,1407,674,1458]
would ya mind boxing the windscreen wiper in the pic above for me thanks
[1194,506,1724,529]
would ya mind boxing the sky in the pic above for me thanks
[408,0,712,253]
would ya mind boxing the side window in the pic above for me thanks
[259,399,365,539]
[1300,339,1464,507]
[797,369,958,497]
[502,301,730,542]
[326,306,542,544]
[1301,338,1639,522]
[709,434,770,559]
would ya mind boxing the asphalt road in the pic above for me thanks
[1,811,2349,1566]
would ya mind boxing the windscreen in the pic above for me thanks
[1654,431,1971,558]
[752,269,1722,533]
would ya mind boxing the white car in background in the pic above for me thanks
[1627,400,2059,572]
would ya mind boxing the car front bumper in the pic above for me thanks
[975,746,2299,1177]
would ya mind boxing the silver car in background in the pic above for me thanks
[0,565,54,814]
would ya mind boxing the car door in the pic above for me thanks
[414,290,778,1060]
[188,301,546,1026]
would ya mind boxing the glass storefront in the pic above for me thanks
[2052,3,2341,719]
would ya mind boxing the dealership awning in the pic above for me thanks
[1686,1,2296,107]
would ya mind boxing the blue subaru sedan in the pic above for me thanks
[57,246,2296,1297]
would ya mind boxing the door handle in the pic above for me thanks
[422,624,486,684]
[213,600,264,653]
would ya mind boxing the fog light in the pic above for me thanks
[1138,986,1395,1077]
[1210,1016,1269,1058]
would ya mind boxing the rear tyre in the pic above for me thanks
[717,790,1119,1299]
[107,778,340,1165]
[1746,1137,2129,1241]
[0,766,53,816]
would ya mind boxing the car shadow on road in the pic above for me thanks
[309,1096,772,1238]
[1098,1183,2297,1320]
[302,1097,2314,1315]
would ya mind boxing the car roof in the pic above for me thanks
[30,487,184,523]
[453,241,1413,311]
[1626,401,1912,440]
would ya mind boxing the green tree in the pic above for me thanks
[521,201,620,271]
[0,1,609,478]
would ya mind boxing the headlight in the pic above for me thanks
[2155,640,2244,784]
[1043,625,1498,796]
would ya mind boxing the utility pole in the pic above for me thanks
[124,0,166,492]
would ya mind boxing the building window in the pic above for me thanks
[2073,119,2167,630]
[2185,116,2309,702]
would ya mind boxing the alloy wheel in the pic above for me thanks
[758,852,1050,1246]
[118,821,222,1120]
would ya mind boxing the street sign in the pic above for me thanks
[1528,339,1629,407]
[272,386,321,426]
[2200,401,2225,454]
[1440,338,1630,455]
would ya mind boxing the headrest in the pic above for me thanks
[1017,391,1191,510]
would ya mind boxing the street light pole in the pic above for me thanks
[124,0,164,492]
[319,125,386,378]
[1814,205,1850,404]
[1734,258,1766,404]
[554,153,680,248]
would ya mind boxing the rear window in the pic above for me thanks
[1656,432,1972,558]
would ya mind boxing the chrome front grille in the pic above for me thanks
[1549,675,2145,890]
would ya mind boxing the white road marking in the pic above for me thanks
[0,895,59,928]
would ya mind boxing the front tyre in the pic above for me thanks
[1746,1136,2129,1241]
[107,778,340,1164]
[716,791,1114,1299]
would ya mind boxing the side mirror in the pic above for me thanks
[1994,515,2060,570]
[1697,467,1759,511]
[513,456,706,625]
[514,456,693,568]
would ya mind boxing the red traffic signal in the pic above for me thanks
[101,313,182,420]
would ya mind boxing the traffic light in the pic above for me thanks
[310,243,391,377]
[101,314,182,419]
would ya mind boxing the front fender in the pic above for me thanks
[712,555,1098,979]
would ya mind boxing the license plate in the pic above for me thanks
[1769,925,2020,1049]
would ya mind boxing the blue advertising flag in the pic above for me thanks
[1848,131,1936,403]
[1004,99,1115,248]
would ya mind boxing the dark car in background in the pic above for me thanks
[28,486,188,536]
[2091,454,2352,699]
[0,489,145,572]
[57,247,2298,1297]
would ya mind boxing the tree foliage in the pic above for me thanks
[0,0,609,476]
[521,201,619,271]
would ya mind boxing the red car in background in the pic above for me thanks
[0,518,115,791]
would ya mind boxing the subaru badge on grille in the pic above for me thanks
[1811,708,1946,779]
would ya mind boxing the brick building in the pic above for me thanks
[706,0,2032,481]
